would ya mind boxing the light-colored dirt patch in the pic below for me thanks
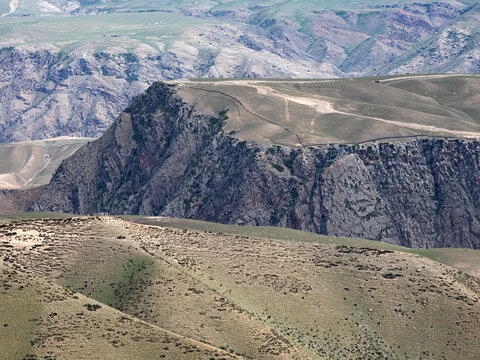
[284,99,290,123]
[1,0,19,17]
[39,1,62,13]
[251,85,336,114]
[379,74,480,83]
[335,110,480,139]
[5,229,42,249]
[0,173,27,189]
[11,229,40,237]
[310,114,320,134]
[247,84,480,138]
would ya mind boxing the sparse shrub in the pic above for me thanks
[84,303,102,311]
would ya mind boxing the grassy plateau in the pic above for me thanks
[176,74,480,147]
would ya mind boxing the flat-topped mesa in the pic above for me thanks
[175,76,480,147]
[33,81,480,249]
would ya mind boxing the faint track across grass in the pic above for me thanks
[189,86,305,147]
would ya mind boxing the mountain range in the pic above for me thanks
[2,2,480,357]
[2,0,480,141]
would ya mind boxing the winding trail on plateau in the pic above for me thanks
[189,86,306,146]
[186,79,480,146]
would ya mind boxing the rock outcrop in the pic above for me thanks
[0,187,46,215]
[33,83,480,249]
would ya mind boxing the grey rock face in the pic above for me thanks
[0,46,148,142]
[33,83,480,249]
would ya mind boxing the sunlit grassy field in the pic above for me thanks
[175,75,480,146]
[0,138,91,189]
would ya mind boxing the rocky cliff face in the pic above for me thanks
[33,83,480,249]
[0,46,148,142]
[0,187,45,215]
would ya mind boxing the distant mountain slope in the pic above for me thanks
[33,81,480,249]
[1,1,480,141]
[0,137,91,189]
[378,3,480,75]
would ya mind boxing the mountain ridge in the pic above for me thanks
[32,81,480,249]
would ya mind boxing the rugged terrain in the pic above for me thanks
[2,0,480,141]
[0,186,45,215]
[1,215,479,359]
[33,79,480,249]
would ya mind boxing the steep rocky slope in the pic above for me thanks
[0,46,148,142]
[0,187,45,215]
[2,1,480,141]
[33,83,480,249]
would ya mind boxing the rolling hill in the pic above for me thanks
[0,137,91,215]
[126,216,480,279]
[0,137,91,189]
[1,214,479,359]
